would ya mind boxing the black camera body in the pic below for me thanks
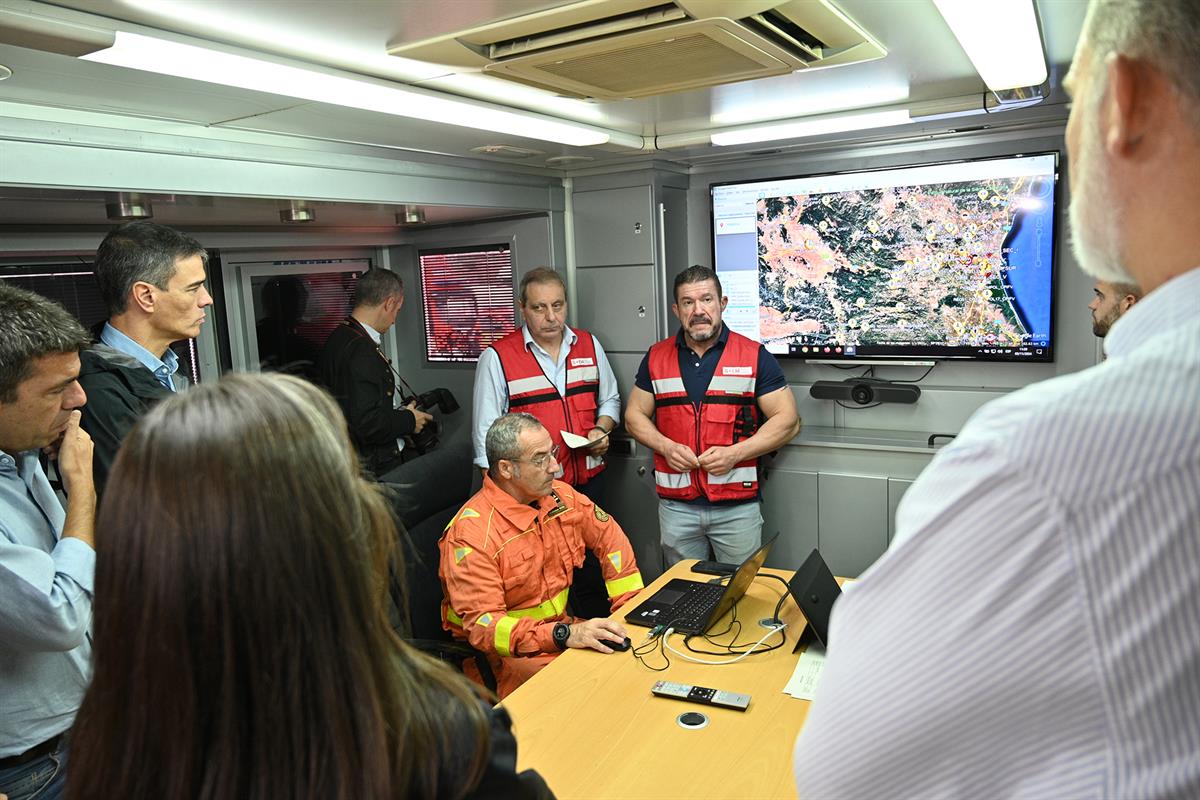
[405,387,460,453]
[413,387,460,415]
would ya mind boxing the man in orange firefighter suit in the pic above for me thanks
[472,266,621,620]
[439,412,644,698]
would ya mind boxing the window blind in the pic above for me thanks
[419,245,514,362]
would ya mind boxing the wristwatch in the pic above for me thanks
[552,622,571,650]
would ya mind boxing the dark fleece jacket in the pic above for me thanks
[77,344,185,497]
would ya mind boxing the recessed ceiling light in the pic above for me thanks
[106,193,152,220]
[280,202,315,223]
[396,205,425,225]
[0,65,12,81]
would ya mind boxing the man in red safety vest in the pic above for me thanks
[473,267,621,617]
[626,266,800,566]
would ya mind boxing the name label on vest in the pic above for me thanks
[721,366,752,375]
[571,357,595,367]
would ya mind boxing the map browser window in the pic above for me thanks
[711,152,1059,362]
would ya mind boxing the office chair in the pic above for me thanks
[380,429,473,530]
[394,502,497,692]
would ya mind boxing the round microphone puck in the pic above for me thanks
[677,711,709,729]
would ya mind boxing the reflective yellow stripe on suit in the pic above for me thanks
[508,587,570,620]
[455,587,572,658]
[605,571,645,598]
[494,616,519,657]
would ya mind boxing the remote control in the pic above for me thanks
[651,680,751,711]
[690,560,737,576]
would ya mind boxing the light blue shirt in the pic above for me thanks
[0,451,95,757]
[100,322,180,392]
[794,267,1200,798]
[472,325,620,469]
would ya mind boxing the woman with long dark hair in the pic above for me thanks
[67,373,552,800]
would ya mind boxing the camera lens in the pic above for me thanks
[850,383,874,405]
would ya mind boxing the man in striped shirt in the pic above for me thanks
[794,1,1200,796]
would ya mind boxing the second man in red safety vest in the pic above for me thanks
[626,265,800,566]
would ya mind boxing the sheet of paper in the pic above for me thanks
[784,646,826,701]
[560,429,610,449]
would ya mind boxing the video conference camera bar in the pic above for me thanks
[809,378,921,406]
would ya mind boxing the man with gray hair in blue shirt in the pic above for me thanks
[0,284,97,800]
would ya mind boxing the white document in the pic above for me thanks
[784,646,827,701]
[560,429,609,449]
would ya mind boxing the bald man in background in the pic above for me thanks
[1088,278,1141,338]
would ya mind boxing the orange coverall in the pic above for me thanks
[439,476,644,698]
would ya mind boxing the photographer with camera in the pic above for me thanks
[317,268,434,480]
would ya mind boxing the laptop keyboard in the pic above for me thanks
[666,582,726,630]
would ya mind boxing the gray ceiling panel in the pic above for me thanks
[1,0,1088,165]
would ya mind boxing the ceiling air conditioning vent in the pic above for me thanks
[743,10,826,63]
[388,0,885,101]
[485,4,687,60]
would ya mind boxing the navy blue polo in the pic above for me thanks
[633,323,787,404]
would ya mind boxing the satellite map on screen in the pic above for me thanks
[756,174,1054,354]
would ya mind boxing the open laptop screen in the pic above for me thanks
[705,534,777,629]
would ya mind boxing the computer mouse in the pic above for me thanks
[609,636,632,652]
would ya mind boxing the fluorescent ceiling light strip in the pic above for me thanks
[932,0,1047,91]
[710,109,912,147]
[82,32,614,146]
[907,93,988,122]
[710,84,910,127]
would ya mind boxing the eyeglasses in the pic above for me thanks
[516,444,560,470]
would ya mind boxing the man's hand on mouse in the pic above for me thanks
[566,618,629,654]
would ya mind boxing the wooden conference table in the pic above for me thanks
[501,560,817,799]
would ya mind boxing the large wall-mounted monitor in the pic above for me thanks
[711,152,1059,362]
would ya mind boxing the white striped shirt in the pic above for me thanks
[794,267,1200,799]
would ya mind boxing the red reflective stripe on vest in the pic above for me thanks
[647,331,760,502]
[491,328,604,485]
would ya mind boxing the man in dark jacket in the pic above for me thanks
[79,221,212,495]
[317,268,432,480]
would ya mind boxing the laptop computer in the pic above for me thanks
[787,548,842,651]
[625,535,777,635]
